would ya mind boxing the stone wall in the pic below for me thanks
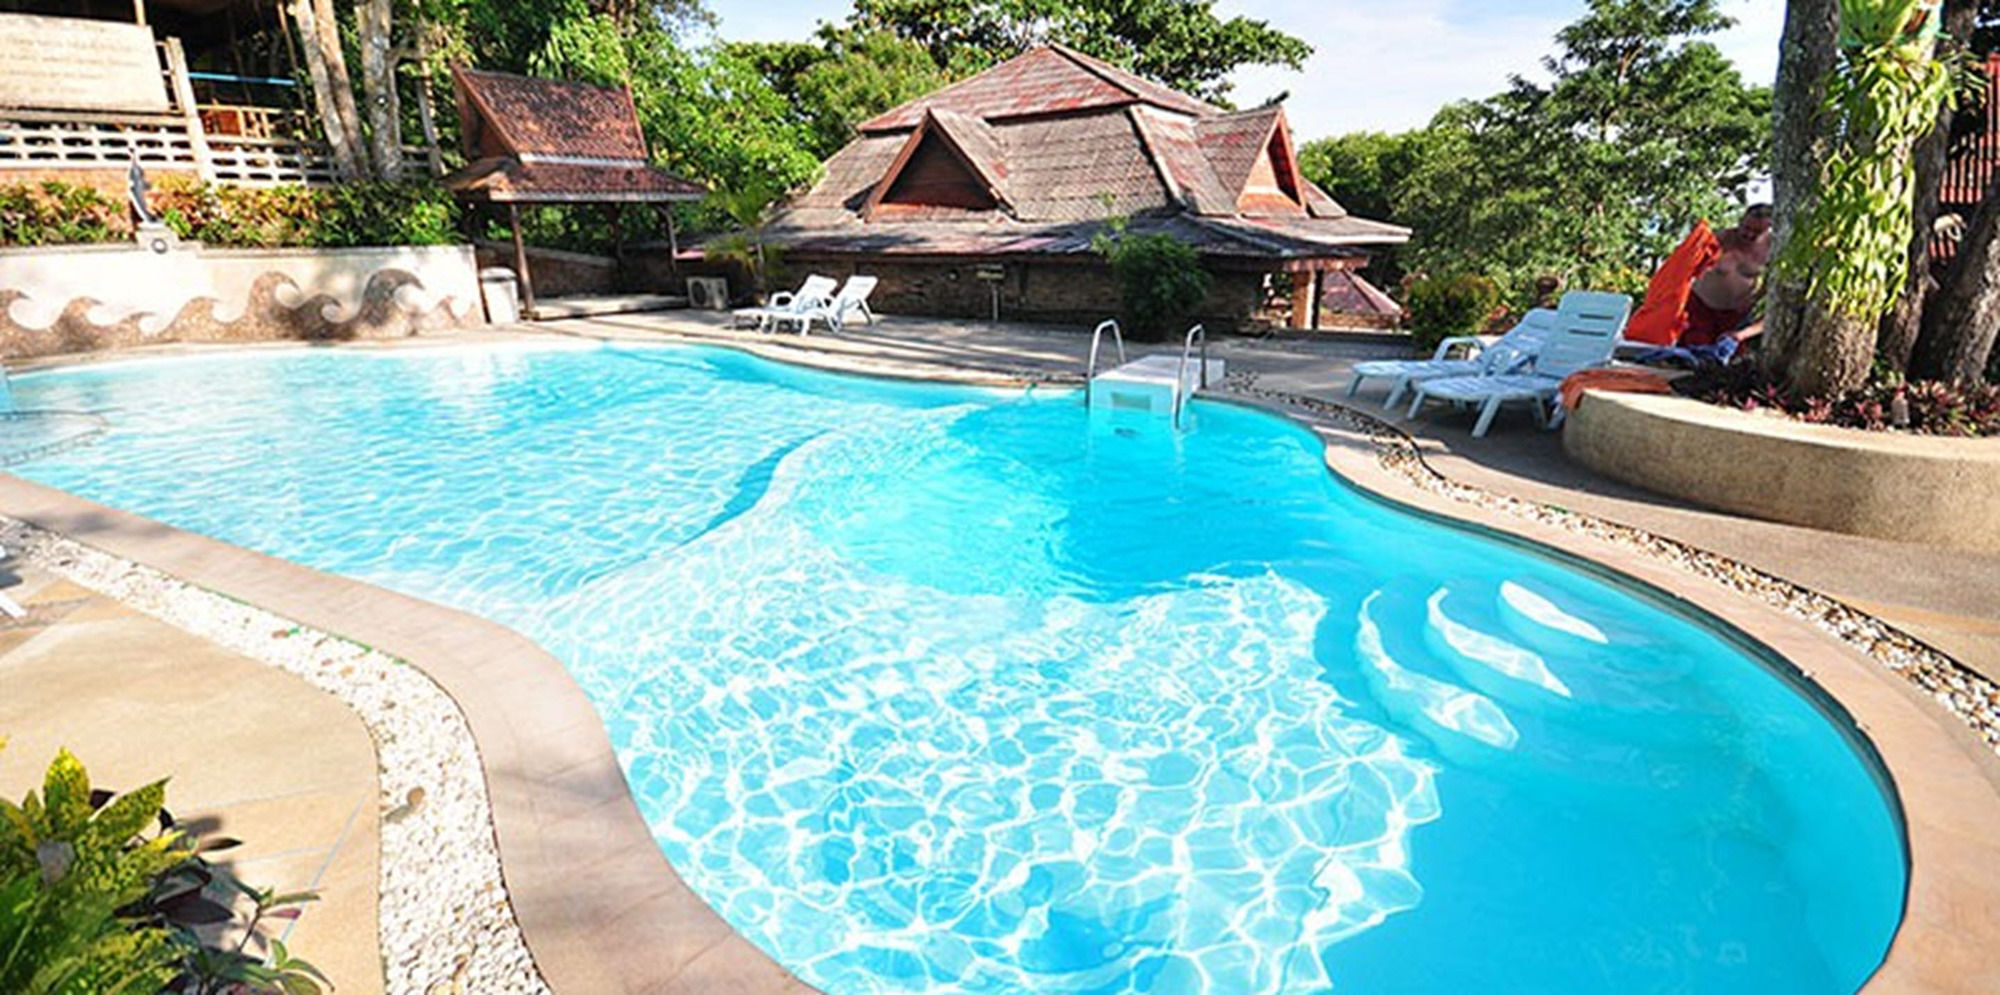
[474,242,620,299]
[1566,390,2000,553]
[0,242,483,358]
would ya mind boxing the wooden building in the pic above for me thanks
[761,45,1410,331]
[0,1,432,192]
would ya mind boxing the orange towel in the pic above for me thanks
[1625,220,1722,346]
[1560,369,1674,413]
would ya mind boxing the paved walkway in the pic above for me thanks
[0,560,383,994]
[545,311,2000,683]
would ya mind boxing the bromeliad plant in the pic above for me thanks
[0,741,330,994]
[1778,0,1957,322]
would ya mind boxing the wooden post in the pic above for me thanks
[1310,270,1325,331]
[509,202,536,319]
[1288,271,1312,330]
[163,38,212,182]
[665,206,682,280]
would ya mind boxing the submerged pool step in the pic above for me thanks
[1087,355,1226,421]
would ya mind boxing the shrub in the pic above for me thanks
[152,176,461,250]
[0,182,126,247]
[1403,273,1500,355]
[0,742,328,995]
[1678,365,2000,437]
[1093,228,1212,342]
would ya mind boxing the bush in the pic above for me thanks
[0,742,328,995]
[1093,229,1212,342]
[0,182,126,247]
[1678,365,2000,437]
[151,176,461,249]
[1403,273,1500,355]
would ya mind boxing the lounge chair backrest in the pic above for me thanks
[1533,291,1632,379]
[793,275,839,309]
[1480,308,1558,373]
[838,275,878,304]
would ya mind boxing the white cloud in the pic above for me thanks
[1223,0,1786,140]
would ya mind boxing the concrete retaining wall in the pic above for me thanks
[1565,391,2000,553]
[0,242,483,357]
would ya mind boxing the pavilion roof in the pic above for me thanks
[442,67,704,204]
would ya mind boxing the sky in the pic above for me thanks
[703,0,1785,141]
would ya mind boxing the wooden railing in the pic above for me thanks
[0,37,433,189]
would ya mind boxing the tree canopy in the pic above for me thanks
[1300,0,1771,301]
[842,0,1311,102]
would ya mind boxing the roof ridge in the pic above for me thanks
[1124,106,1185,211]
[1046,43,1217,118]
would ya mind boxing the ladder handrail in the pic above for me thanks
[1084,318,1127,408]
[1173,323,1207,427]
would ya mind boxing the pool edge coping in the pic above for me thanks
[4,334,1997,993]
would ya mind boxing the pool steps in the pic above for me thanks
[1084,322,1223,428]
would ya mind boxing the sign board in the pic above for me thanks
[0,14,170,114]
[974,264,1006,282]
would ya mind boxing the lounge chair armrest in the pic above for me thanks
[768,292,797,308]
[1431,335,1484,361]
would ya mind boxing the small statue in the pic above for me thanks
[127,155,157,226]
[128,155,175,255]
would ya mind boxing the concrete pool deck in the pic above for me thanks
[3,316,1998,993]
[0,560,383,993]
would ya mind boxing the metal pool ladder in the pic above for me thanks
[1082,321,1223,428]
[1173,323,1207,428]
[1083,319,1127,410]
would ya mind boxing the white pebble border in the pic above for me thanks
[1228,377,2000,757]
[0,517,553,995]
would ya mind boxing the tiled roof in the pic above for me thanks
[774,46,1404,263]
[1321,270,1403,317]
[861,45,1217,132]
[761,213,1386,263]
[441,157,706,203]
[1197,106,1284,203]
[445,66,705,204]
[454,67,648,160]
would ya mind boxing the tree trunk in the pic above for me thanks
[311,0,369,179]
[1880,0,1976,371]
[359,0,403,181]
[1762,0,1842,381]
[288,0,363,179]
[1913,166,2000,383]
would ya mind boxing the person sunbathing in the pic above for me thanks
[1682,204,1771,349]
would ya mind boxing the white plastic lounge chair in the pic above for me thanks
[770,275,879,335]
[1348,309,1558,408]
[1404,291,1633,438]
[732,275,837,331]
[0,545,25,620]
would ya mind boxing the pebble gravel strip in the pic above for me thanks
[1228,376,2000,757]
[0,518,553,995]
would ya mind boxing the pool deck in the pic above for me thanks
[4,313,1999,994]
[0,559,383,994]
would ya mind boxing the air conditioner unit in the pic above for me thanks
[687,276,729,311]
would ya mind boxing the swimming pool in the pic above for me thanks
[12,343,1905,993]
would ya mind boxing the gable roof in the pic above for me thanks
[865,108,1014,219]
[1198,106,1286,204]
[861,44,1217,132]
[443,67,704,204]
[454,67,649,160]
[769,47,1407,262]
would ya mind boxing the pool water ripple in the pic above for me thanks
[11,344,1906,994]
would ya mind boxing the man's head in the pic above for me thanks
[1740,203,1773,237]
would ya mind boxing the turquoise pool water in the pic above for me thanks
[13,343,1904,993]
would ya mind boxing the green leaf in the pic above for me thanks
[41,749,90,839]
